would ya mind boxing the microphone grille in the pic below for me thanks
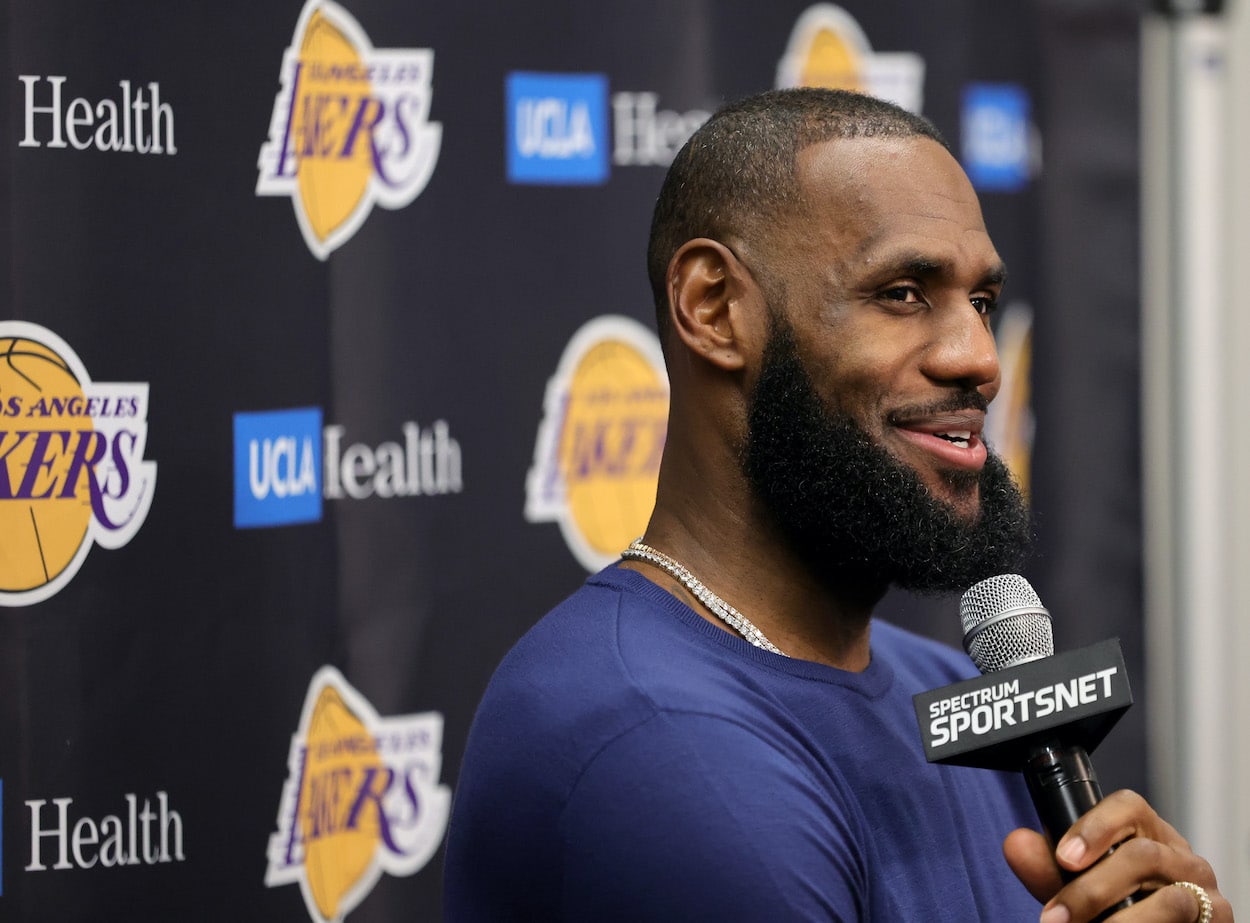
[960,574,1054,673]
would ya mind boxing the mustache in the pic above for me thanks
[886,391,989,424]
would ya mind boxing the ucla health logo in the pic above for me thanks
[0,322,156,607]
[256,0,443,259]
[961,83,1033,192]
[233,410,462,528]
[266,667,451,923]
[26,790,184,872]
[506,72,609,185]
[234,407,323,528]
[18,76,176,155]
[525,316,668,571]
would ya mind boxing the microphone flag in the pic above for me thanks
[913,639,1133,770]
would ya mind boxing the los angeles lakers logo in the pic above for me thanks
[256,0,442,260]
[265,666,451,923]
[775,3,926,114]
[0,322,155,607]
[525,316,669,571]
[983,302,1034,497]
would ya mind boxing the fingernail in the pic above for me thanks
[1056,836,1087,866]
[1039,903,1070,923]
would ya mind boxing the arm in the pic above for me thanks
[1003,789,1233,921]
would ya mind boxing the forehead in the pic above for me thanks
[787,136,1000,273]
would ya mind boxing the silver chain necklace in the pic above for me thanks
[621,538,788,657]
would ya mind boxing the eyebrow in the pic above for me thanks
[889,254,1009,289]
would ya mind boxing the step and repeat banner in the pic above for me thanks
[1,1,1142,919]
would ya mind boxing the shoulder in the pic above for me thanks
[448,570,869,919]
[871,618,979,690]
[454,566,761,822]
[461,566,817,790]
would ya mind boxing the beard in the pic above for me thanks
[740,314,1032,596]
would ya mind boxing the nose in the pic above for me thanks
[921,302,1001,396]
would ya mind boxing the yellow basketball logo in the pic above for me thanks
[290,10,378,247]
[257,0,443,259]
[298,685,387,921]
[525,316,669,571]
[776,4,926,114]
[266,666,451,923]
[0,322,155,607]
[983,302,1034,499]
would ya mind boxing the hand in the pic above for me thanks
[1002,789,1233,922]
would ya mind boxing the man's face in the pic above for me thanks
[737,136,1030,591]
[742,312,1031,593]
[738,136,1008,522]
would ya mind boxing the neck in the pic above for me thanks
[640,388,887,670]
[631,497,884,671]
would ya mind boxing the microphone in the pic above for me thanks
[961,574,1100,843]
[958,574,1139,916]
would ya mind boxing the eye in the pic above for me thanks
[880,285,924,305]
[971,295,999,317]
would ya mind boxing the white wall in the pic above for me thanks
[1142,6,1249,914]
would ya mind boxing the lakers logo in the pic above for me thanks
[266,666,451,923]
[525,316,669,571]
[776,4,926,114]
[0,322,155,607]
[256,0,442,260]
[983,302,1034,498]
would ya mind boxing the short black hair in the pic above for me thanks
[646,88,948,338]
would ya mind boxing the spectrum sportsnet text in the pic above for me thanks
[912,639,1134,768]
[926,667,1119,747]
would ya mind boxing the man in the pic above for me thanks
[444,89,1229,921]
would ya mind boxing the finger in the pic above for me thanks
[1003,827,1064,903]
[1058,880,1229,923]
[1052,789,1189,874]
[1039,837,1220,923]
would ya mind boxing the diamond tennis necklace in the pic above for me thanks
[621,538,788,657]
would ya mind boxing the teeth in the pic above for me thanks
[937,431,972,448]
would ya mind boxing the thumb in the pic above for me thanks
[1003,827,1064,903]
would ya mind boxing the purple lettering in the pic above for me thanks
[58,430,108,499]
[344,766,401,853]
[306,767,354,839]
[274,61,303,178]
[373,94,416,187]
[297,93,352,158]
[341,96,384,160]
[17,430,72,499]
[281,747,309,867]
[0,431,32,498]
[86,430,135,529]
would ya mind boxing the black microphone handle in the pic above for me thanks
[1025,741,1139,920]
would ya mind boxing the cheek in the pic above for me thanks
[794,310,922,425]
[810,347,905,431]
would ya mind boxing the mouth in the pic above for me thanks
[933,430,973,448]
[888,409,988,472]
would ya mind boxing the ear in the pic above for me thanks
[665,238,758,371]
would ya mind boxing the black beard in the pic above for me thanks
[741,316,1032,596]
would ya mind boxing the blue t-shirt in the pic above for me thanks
[445,566,1042,921]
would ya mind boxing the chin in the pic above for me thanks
[934,485,982,524]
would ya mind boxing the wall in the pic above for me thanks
[1,2,1146,919]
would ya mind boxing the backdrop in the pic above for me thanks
[1,1,1143,919]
